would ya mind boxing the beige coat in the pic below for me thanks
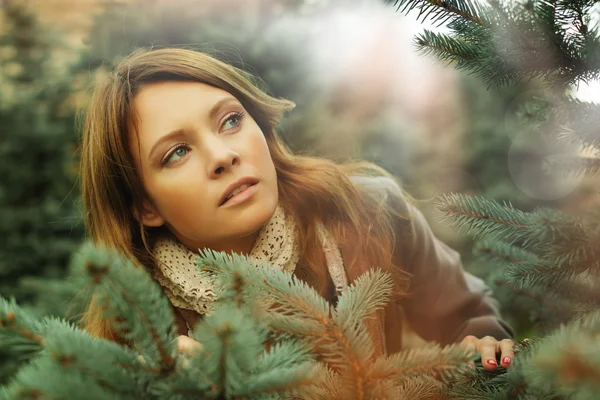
[171,176,514,354]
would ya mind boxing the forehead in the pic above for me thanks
[133,81,234,117]
[129,81,236,140]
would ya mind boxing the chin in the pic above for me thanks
[249,192,278,231]
[229,191,278,236]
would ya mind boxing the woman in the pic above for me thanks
[79,47,515,371]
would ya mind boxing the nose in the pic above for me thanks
[205,138,240,178]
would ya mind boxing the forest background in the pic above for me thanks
[1,0,599,344]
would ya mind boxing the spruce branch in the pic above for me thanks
[185,305,320,398]
[528,207,594,264]
[179,250,332,399]
[197,249,476,399]
[58,244,329,399]
[368,343,476,383]
[474,239,539,265]
[443,200,600,325]
[434,193,533,246]
[6,357,120,400]
[334,268,394,362]
[493,277,574,319]
[525,207,600,285]
[444,338,552,399]
[0,299,44,348]
[545,154,600,178]
[390,0,484,26]
[437,194,600,270]
[6,319,145,399]
[521,310,600,398]
[0,299,44,385]
[446,364,512,399]
[550,279,600,309]
[254,341,315,372]
[414,30,479,66]
[390,0,600,88]
[472,244,578,326]
[522,96,600,153]
[70,243,178,373]
[395,375,446,400]
[197,249,376,397]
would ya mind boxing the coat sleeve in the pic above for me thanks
[352,175,515,345]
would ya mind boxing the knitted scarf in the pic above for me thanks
[152,204,349,315]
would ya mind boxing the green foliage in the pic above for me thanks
[458,78,540,208]
[389,0,600,89]
[1,244,327,399]
[196,248,476,398]
[520,311,600,399]
[386,0,600,170]
[435,190,600,397]
[391,0,484,27]
[0,243,479,399]
[388,0,600,397]
[435,193,531,244]
[0,2,83,317]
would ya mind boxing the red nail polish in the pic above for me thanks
[502,356,512,364]
[486,359,497,366]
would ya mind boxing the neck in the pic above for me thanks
[177,229,261,256]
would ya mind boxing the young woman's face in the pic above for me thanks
[128,80,279,255]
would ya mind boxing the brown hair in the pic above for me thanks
[78,47,414,341]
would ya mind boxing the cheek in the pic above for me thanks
[156,184,219,235]
[249,134,275,171]
[147,168,212,220]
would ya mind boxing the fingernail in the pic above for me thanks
[486,359,497,366]
[502,356,512,364]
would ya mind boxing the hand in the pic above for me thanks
[460,335,514,371]
[136,336,203,367]
[175,335,204,368]
[177,335,203,357]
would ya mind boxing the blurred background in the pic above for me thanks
[1,0,599,340]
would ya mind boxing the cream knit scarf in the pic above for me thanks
[152,205,349,315]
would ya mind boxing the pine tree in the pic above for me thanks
[388,0,600,397]
[457,77,559,338]
[0,2,84,318]
[0,243,476,399]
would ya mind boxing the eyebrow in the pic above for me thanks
[148,97,240,162]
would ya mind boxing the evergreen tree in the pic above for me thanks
[0,2,83,318]
[8,0,600,396]
[389,0,600,397]
[0,243,475,399]
[456,77,558,338]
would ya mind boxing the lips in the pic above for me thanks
[219,177,258,206]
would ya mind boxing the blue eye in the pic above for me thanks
[222,111,245,130]
[161,112,245,167]
[164,145,189,166]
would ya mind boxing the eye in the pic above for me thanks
[221,111,245,131]
[160,112,245,167]
[163,144,190,166]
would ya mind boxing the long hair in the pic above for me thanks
[79,47,414,341]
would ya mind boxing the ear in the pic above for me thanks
[135,200,165,228]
